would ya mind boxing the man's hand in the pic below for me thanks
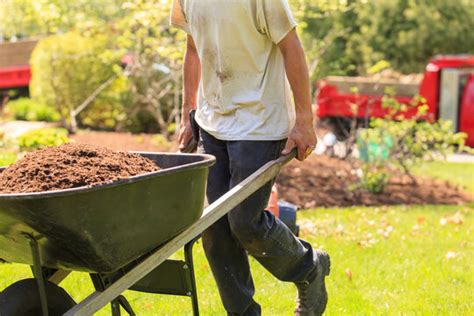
[282,118,317,161]
[178,116,195,152]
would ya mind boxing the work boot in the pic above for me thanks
[294,250,331,316]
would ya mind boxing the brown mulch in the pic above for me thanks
[0,143,160,194]
[277,155,473,208]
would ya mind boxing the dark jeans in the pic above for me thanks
[198,129,316,316]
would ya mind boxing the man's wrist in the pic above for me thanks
[181,104,196,117]
[295,112,314,126]
[182,102,197,110]
[181,106,194,125]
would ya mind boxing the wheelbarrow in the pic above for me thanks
[0,150,296,315]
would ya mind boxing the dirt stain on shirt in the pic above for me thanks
[216,70,233,83]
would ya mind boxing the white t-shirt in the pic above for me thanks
[171,0,297,140]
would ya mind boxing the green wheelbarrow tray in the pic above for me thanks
[0,152,215,273]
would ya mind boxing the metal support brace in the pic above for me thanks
[117,296,135,316]
[27,235,49,316]
[184,237,200,316]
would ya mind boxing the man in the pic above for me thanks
[171,1,330,315]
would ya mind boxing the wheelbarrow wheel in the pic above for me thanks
[0,278,76,316]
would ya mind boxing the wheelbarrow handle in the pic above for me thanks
[278,148,298,165]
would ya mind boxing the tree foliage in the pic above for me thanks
[115,0,185,134]
[350,0,474,74]
[0,0,126,39]
[289,0,474,78]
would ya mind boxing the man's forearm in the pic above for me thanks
[279,31,314,124]
[182,35,201,116]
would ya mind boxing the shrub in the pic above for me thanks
[5,97,60,122]
[355,96,466,193]
[359,165,389,194]
[30,31,125,132]
[17,128,70,151]
[151,134,171,150]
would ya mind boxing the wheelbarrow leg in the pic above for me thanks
[26,235,49,316]
[117,295,135,316]
[111,300,121,316]
[110,295,138,316]
[184,237,200,316]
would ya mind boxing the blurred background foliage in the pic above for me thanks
[0,0,473,133]
[289,0,474,79]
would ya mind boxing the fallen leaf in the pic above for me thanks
[345,268,353,281]
[447,212,464,225]
[446,251,457,260]
[417,216,425,225]
[440,212,464,226]
[377,225,394,238]
[298,219,317,235]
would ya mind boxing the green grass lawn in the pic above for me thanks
[0,204,472,315]
[414,161,474,194]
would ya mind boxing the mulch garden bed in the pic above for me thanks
[0,143,160,193]
[277,155,473,208]
[54,131,473,208]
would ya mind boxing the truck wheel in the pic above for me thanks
[0,278,76,316]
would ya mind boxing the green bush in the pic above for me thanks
[359,165,389,194]
[79,74,130,131]
[151,134,171,150]
[17,128,70,151]
[356,97,466,193]
[5,97,60,122]
[30,31,126,131]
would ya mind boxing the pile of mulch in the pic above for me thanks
[277,155,473,208]
[0,143,160,194]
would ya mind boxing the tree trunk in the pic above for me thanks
[68,110,78,134]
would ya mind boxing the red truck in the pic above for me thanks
[0,40,37,99]
[316,55,474,147]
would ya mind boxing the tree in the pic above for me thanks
[290,0,474,78]
[115,0,186,136]
[289,0,356,80]
[340,0,474,74]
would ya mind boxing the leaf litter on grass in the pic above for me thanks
[296,204,473,314]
